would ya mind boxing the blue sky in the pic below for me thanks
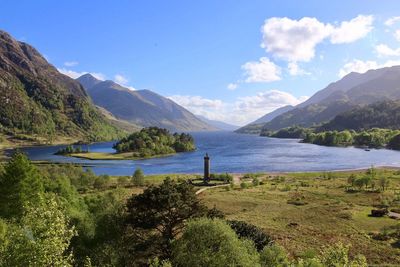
[2,0,400,125]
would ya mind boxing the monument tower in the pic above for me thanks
[204,153,210,183]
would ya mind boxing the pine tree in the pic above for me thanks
[0,152,44,220]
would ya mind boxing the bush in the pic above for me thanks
[171,218,260,267]
[240,182,248,189]
[252,178,260,186]
[228,220,272,251]
[260,244,290,267]
[132,168,145,186]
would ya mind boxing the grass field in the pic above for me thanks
[198,169,400,265]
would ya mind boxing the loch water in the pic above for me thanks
[16,131,400,176]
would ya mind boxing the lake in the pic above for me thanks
[15,131,400,176]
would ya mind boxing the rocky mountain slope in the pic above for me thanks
[0,30,122,142]
[251,66,400,132]
[77,74,216,132]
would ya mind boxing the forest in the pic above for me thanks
[113,127,196,157]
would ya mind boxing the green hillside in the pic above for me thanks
[0,30,123,143]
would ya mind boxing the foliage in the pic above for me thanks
[125,178,207,259]
[321,100,400,132]
[171,218,260,267]
[113,127,196,156]
[210,172,233,182]
[0,152,44,219]
[132,167,145,186]
[55,145,88,155]
[304,128,400,149]
[317,242,367,267]
[259,244,290,267]
[0,195,76,267]
[228,220,272,251]
[261,126,312,139]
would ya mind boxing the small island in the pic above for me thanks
[56,127,196,160]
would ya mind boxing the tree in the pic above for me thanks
[0,152,44,220]
[171,218,260,267]
[228,220,272,251]
[354,178,364,191]
[126,178,207,259]
[378,177,389,191]
[132,167,145,186]
[347,174,356,187]
[0,195,76,266]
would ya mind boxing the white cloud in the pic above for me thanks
[338,59,400,78]
[329,15,374,44]
[114,74,129,85]
[287,62,310,76]
[385,16,400,26]
[241,57,281,83]
[227,83,238,90]
[395,30,400,42]
[57,68,105,80]
[64,61,79,67]
[169,90,308,125]
[260,15,373,62]
[375,43,400,56]
[261,17,331,62]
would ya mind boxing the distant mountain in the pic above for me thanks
[77,74,215,132]
[320,100,400,131]
[0,30,122,142]
[196,115,239,131]
[235,105,294,134]
[260,66,400,131]
[252,105,294,124]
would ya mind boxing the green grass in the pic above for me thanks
[199,169,400,265]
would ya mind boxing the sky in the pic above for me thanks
[2,0,400,126]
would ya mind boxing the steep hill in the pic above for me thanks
[77,74,215,132]
[320,100,400,131]
[0,30,122,142]
[261,66,400,131]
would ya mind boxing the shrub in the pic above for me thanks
[132,168,145,186]
[228,220,272,251]
[171,218,260,267]
[240,182,248,189]
[252,178,260,186]
[260,244,290,267]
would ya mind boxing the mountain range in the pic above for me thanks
[236,105,294,134]
[76,74,216,132]
[237,66,400,133]
[0,30,122,142]
[196,115,239,131]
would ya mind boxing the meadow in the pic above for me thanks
[199,170,400,265]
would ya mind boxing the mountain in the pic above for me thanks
[252,105,294,124]
[260,66,400,131]
[0,30,122,142]
[320,100,400,131]
[196,115,239,131]
[76,74,215,132]
[235,105,294,134]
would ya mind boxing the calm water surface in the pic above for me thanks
[15,131,400,176]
